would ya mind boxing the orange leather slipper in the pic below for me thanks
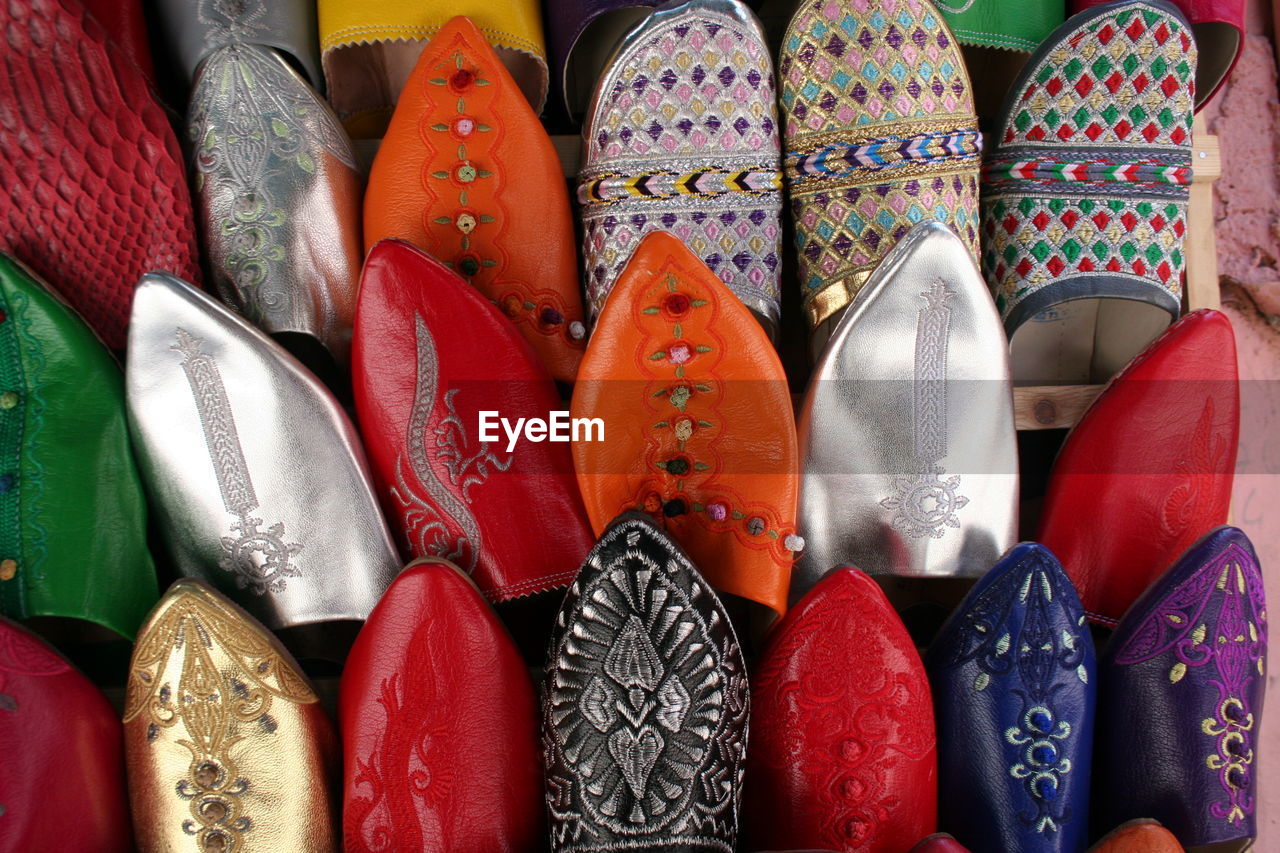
[570,230,799,618]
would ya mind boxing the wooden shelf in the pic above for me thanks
[1013,385,1104,430]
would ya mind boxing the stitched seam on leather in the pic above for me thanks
[488,569,577,600]
[947,27,1039,50]
[321,26,544,57]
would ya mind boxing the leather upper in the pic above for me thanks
[82,0,155,80]
[364,17,585,382]
[124,579,340,852]
[353,239,595,603]
[795,222,1018,593]
[0,618,131,853]
[571,231,799,619]
[1096,526,1266,849]
[125,274,401,636]
[189,43,362,366]
[1088,820,1186,853]
[153,0,322,89]
[910,835,973,853]
[925,543,1097,853]
[0,255,156,640]
[937,0,1066,51]
[1037,309,1239,625]
[341,559,544,851]
[0,0,200,352]
[543,515,749,851]
[745,568,938,853]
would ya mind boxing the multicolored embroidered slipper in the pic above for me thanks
[547,0,661,117]
[319,0,547,137]
[125,274,401,638]
[0,255,157,641]
[925,544,1096,853]
[570,231,799,619]
[364,16,586,383]
[341,559,544,851]
[745,568,938,852]
[794,222,1017,597]
[1096,527,1266,850]
[780,0,981,354]
[936,0,1066,53]
[189,44,362,368]
[542,515,748,852]
[352,240,595,604]
[1073,0,1240,107]
[579,0,783,337]
[981,0,1197,385]
[124,580,340,853]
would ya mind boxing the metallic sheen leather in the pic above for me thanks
[0,618,132,853]
[543,515,748,851]
[794,222,1017,595]
[189,44,362,366]
[1096,527,1266,850]
[925,543,1096,853]
[125,273,400,634]
[124,580,340,853]
[0,255,157,640]
[154,0,322,89]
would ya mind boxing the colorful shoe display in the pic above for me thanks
[578,0,784,336]
[0,255,156,640]
[780,0,981,352]
[1037,309,1238,625]
[1096,527,1266,851]
[0,0,200,352]
[364,17,585,383]
[794,222,1017,594]
[153,0,322,89]
[341,559,544,851]
[319,0,548,136]
[980,0,1197,384]
[745,568,938,853]
[352,239,594,603]
[543,515,748,852]
[571,231,799,619]
[0,618,131,853]
[925,544,1096,853]
[125,273,400,634]
[124,580,340,853]
[189,43,362,366]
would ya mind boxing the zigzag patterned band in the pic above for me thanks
[786,128,982,183]
[983,156,1192,186]
[577,168,782,205]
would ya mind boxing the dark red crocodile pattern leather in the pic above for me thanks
[0,0,199,351]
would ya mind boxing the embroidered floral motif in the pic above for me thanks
[1161,397,1232,540]
[781,0,980,327]
[123,586,318,853]
[581,7,783,325]
[197,0,267,41]
[188,44,356,329]
[393,315,511,573]
[172,330,303,595]
[1114,543,1267,825]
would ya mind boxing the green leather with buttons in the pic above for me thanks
[0,254,156,638]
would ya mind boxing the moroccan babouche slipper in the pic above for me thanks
[1072,0,1241,106]
[780,0,982,354]
[548,0,661,116]
[0,255,156,640]
[0,0,200,353]
[980,0,1197,384]
[1088,820,1187,853]
[1096,527,1267,851]
[543,515,749,851]
[936,0,1066,52]
[341,559,544,851]
[189,43,363,367]
[153,0,322,89]
[794,222,1017,596]
[125,274,400,635]
[925,543,1096,853]
[0,618,132,853]
[124,580,340,852]
[910,834,973,853]
[1037,309,1238,625]
[352,239,594,603]
[364,16,585,382]
[578,0,784,336]
[319,0,548,136]
[745,568,938,852]
[571,231,799,619]
[83,0,155,80]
